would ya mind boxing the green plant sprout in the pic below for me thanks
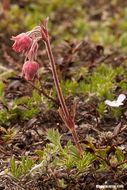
[10,156,34,179]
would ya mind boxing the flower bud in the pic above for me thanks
[22,61,39,81]
[12,33,32,53]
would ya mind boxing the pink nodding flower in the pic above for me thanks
[12,33,32,53]
[22,61,39,81]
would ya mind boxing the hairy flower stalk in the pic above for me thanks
[11,19,82,156]
[41,19,82,156]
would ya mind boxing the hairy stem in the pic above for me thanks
[71,127,83,155]
[44,39,69,118]
[44,37,82,156]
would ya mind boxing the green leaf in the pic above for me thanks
[10,156,21,179]
[46,129,62,147]
[16,166,22,179]
[64,140,80,159]
[21,156,33,175]
[14,96,30,105]
[76,151,94,171]
[35,150,44,157]
[21,108,39,119]
[32,90,42,103]
[115,148,125,162]
[10,156,16,175]
[97,102,106,115]
[120,32,127,47]
[0,81,4,97]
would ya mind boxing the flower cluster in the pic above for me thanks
[11,27,42,80]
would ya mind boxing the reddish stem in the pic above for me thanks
[45,39,69,118]
[44,37,82,156]
[71,127,83,155]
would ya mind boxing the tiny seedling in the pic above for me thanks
[10,156,34,179]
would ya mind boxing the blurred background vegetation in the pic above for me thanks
[1,0,127,50]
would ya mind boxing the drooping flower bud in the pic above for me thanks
[22,61,39,81]
[12,33,32,53]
